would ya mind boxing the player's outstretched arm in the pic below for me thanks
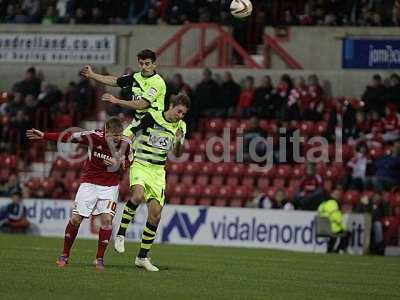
[80,65,118,87]
[101,93,150,110]
[26,128,44,140]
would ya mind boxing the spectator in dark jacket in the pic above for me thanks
[194,68,220,116]
[326,98,356,143]
[385,73,400,113]
[361,74,387,116]
[219,72,241,116]
[372,140,400,191]
[12,67,42,97]
[252,75,276,118]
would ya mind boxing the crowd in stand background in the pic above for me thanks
[1,0,400,26]
[0,66,399,251]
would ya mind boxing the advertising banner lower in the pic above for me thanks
[0,33,116,64]
[342,38,400,69]
[0,198,369,254]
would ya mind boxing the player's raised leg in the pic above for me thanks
[135,199,162,272]
[57,214,83,267]
[114,184,143,253]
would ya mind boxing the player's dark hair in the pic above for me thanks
[105,117,123,133]
[137,49,156,62]
[170,93,191,109]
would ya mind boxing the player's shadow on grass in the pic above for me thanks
[102,264,194,272]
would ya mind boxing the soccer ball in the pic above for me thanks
[230,0,253,19]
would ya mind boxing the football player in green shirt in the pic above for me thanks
[117,94,189,271]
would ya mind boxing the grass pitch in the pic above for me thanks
[0,234,399,300]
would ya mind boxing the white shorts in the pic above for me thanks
[73,183,119,218]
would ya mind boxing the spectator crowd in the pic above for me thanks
[0,66,399,253]
[1,0,400,26]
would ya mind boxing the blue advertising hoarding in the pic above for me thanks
[343,38,400,69]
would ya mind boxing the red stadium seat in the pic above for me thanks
[212,142,224,155]
[343,190,361,206]
[53,157,69,170]
[214,198,227,207]
[26,178,41,191]
[288,179,301,189]
[226,176,240,187]
[233,186,250,199]
[314,121,327,135]
[195,174,209,186]
[324,164,343,181]
[4,155,17,169]
[223,119,240,132]
[239,119,252,131]
[198,198,212,206]
[184,162,201,175]
[256,177,270,189]
[241,177,255,189]
[214,163,230,176]
[272,178,286,189]
[276,164,291,179]
[197,139,207,153]
[211,175,224,186]
[218,186,234,199]
[202,185,219,198]
[169,185,188,197]
[191,132,203,141]
[184,139,198,155]
[204,118,224,133]
[183,197,197,206]
[229,198,244,207]
[299,121,314,136]
[166,162,185,174]
[41,178,56,194]
[292,165,305,178]
[0,168,10,183]
[230,163,246,177]
[165,185,174,198]
[168,197,181,205]
[167,174,179,185]
[199,162,216,175]
[181,174,194,185]
[187,185,202,198]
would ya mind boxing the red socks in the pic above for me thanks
[96,228,112,259]
[62,222,112,260]
[63,221,79,257]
